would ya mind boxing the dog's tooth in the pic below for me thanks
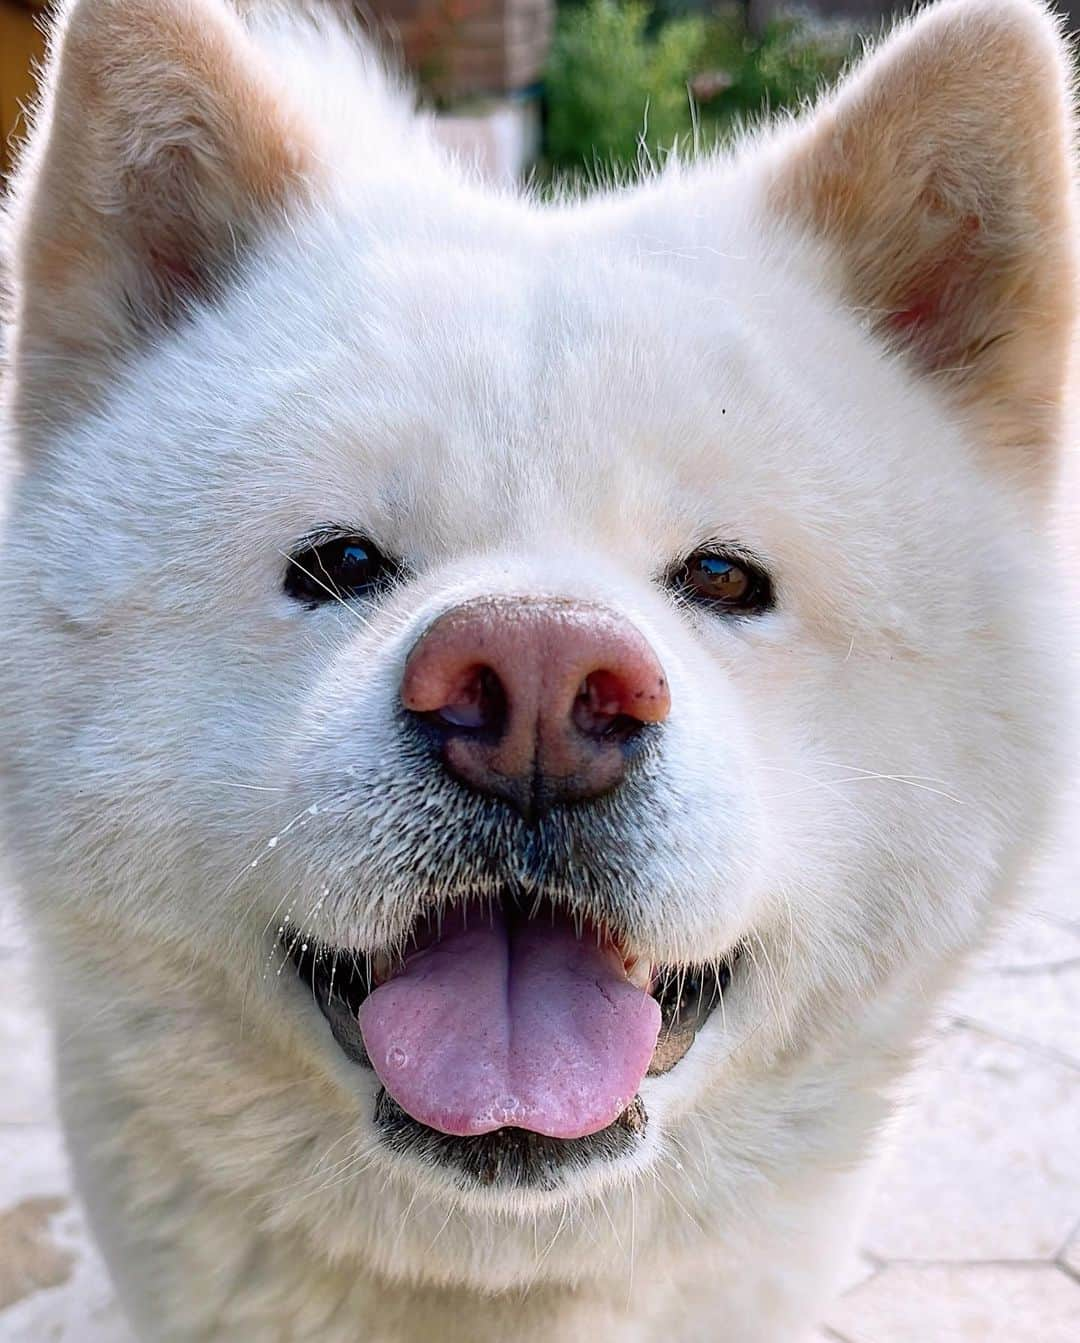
[371,951,393,985]
[626,957,653,992]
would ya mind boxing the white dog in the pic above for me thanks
[1,0,1075,1338]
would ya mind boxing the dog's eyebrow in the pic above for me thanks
[287,523,357,552]
[659,539,774,580]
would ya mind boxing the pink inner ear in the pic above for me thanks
[884,214,984,363]
[147,246,205,297]
[889,290,940,334]
[136,239,216,329]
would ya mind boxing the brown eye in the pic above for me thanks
[670,551,772,614]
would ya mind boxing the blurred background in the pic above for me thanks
[1,3,1079,1341]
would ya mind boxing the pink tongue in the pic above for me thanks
[357,907,660,1139]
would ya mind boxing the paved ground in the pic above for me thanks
[1,844,1078,1341]
[815,827,1080,1343]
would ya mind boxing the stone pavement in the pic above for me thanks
[1,848,1078,1341]
[816,832,1080,1343]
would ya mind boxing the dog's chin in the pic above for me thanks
[282,891,739,1194]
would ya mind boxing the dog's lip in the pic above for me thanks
[282,898,738,1087]
[372,1088,650,1191]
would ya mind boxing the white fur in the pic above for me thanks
[0,1,1075,1339]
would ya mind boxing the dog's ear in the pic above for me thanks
[7,0,319,442]
[766,0,1077,488]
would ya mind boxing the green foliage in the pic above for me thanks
[544,1,707,173]
[543,2,858,178]
[697,9,854,127]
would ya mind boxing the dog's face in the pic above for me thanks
[0,0,1074,1293]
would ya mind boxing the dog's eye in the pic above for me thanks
[669,551,772,614]
[284,535,399,605]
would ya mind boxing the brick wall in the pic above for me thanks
[367,0,554,101]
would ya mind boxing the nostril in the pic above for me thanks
[572,669,660,742]
[426,665,507,737]
[401,599,670,814]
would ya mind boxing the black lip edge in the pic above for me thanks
[372,1089,649,1191]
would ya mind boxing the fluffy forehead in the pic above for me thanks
[31,182,1001,632]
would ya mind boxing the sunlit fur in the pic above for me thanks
[0,1,1075,1339]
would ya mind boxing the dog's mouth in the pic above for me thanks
[285,893,736,1187]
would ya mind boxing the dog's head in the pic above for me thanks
[0,0,1074,1292]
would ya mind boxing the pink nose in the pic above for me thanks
[401,597,671,818]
